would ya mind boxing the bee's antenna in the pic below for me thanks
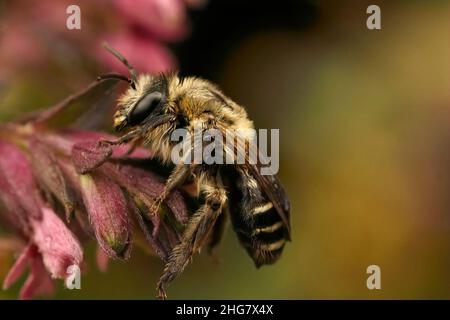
[102,42,137,88]
[97,72,136,89]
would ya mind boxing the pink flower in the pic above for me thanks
[0,141,83,298]
[0,0,205,79]
[0,91,190,298]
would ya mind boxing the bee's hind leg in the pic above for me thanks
[156,173,227,299]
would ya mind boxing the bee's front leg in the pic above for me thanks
[150,164,191,215]
[156,173,227,299]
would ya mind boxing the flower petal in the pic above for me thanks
[3,243,55,300]
[0,175,29,232]
[2,243,32,290]
[19,247,55,300]
[0,141,41,220]
[99,162,189,259]
[56,158,96,237]
[100,163,189,224]
[79,173,131,259]
[96,246,109,273]
[29,138,75,221]
[30,207,83,279]
[71,140,113,174]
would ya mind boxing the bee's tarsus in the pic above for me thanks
[149,197,164,215]
[156,282,167,300]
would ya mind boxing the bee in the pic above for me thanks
[99,44,291,299]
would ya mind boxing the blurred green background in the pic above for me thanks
[1,0,450,299]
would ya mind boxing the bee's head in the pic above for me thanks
[113,73,173,132]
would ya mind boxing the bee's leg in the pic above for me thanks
[124,137,142,155]
[151,164,191,214]
[99,128,142,146]
[156,173,227,299]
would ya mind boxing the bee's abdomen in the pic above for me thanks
[243,202,287,267]
[224,167,289,268]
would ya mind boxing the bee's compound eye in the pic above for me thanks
[128,91,163,126]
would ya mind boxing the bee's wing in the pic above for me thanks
[220,131,291,238]
[16,78,120,130]
[245,162,291,238]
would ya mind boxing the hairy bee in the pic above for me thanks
[99,44,291,299]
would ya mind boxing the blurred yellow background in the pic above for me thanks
[1,0,449,299]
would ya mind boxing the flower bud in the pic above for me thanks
[79,173,131,259]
